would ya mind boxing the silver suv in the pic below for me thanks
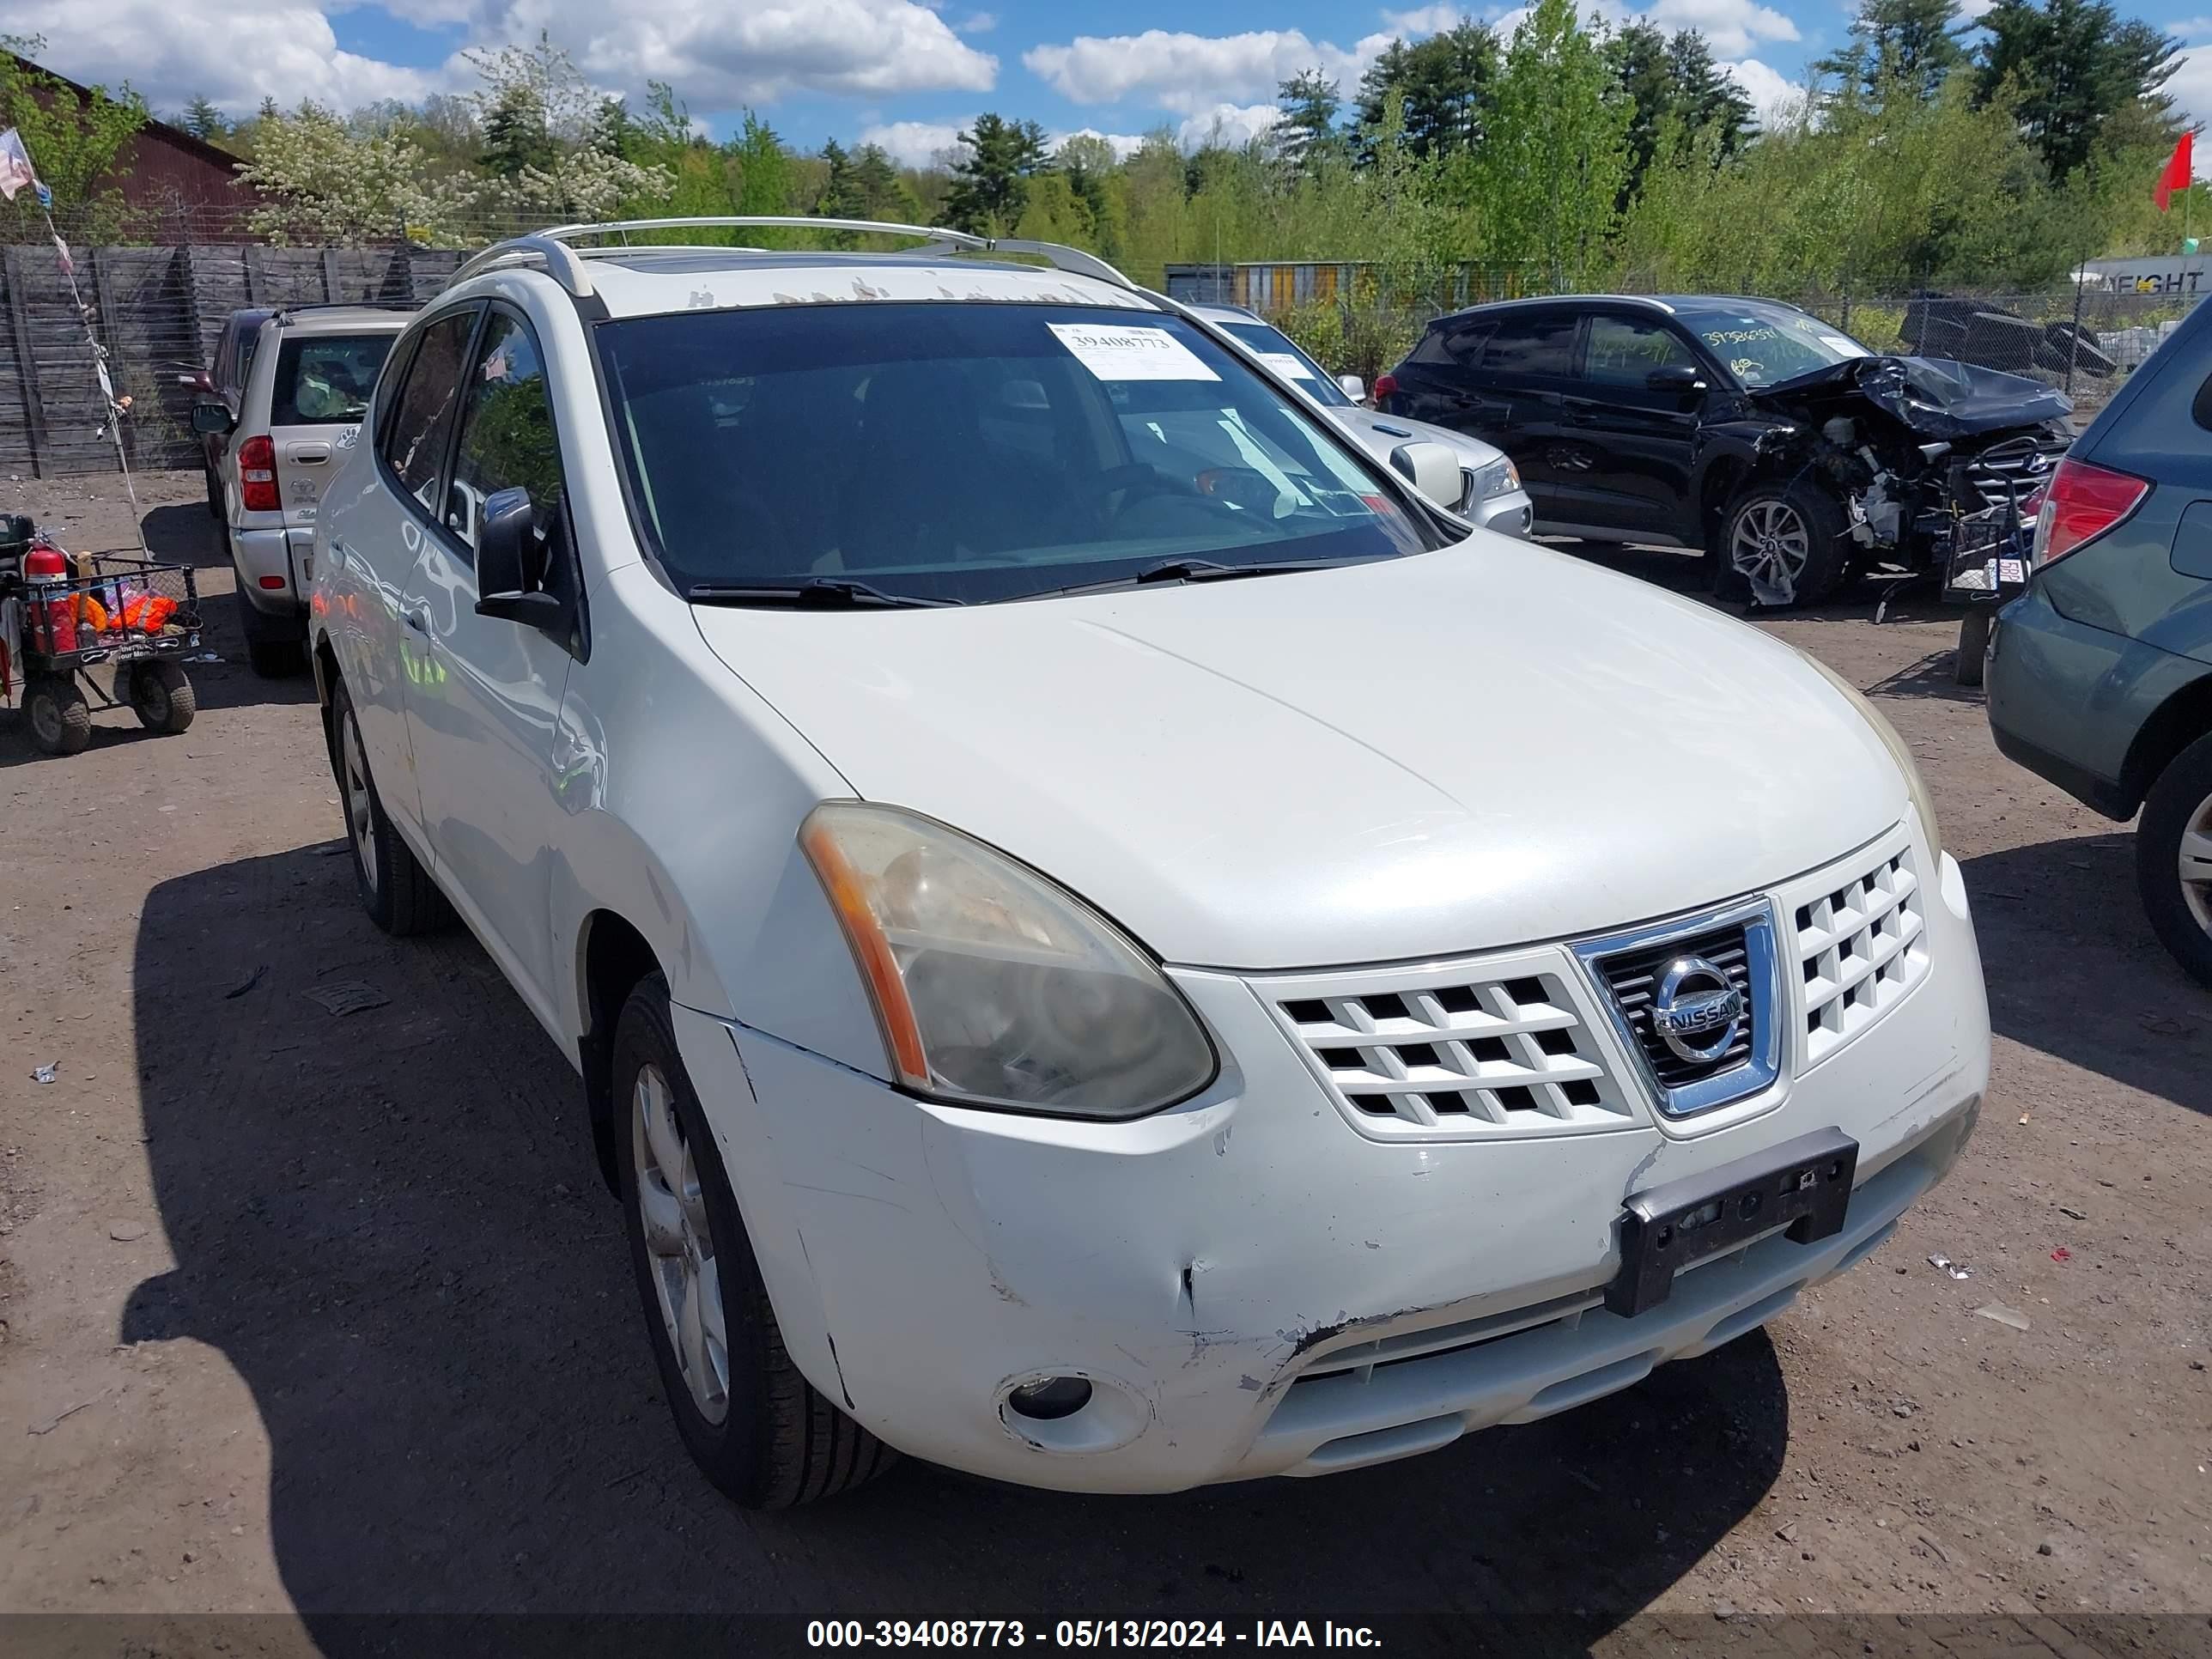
[193,306,410,675]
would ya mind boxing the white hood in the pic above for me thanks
[692,538,1908,970]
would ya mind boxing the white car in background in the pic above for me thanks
[192,305,410,676]
[310,217,1988,1508]
[1188,301,1534,538]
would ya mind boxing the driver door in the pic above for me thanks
[398,305,578,1024]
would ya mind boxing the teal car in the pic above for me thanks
[1987,301,2212,985]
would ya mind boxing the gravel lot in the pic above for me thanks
[0,471,2208,1656]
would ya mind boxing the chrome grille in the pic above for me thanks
[1588,922,1755,1087]
[1267,951,1638,1139]
[1794,838,1928,1067]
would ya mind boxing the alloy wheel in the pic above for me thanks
[633,1063,730,1424]
[2181,787,2212,937]
[1730,500,1811,604]
[341,713,379,893]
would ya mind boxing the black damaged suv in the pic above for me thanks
[1377,295,2071,605]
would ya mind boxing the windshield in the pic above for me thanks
[1677,306,1871,388]
[1216,320,1353,406]
[271,333,395,426]
[597,303,1434,605]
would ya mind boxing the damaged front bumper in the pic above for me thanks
[670,850,1989,1494]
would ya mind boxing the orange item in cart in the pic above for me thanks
[76,593,110,633]
[121,593,177,633]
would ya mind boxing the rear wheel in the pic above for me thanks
[1722,479,1850,607]
[613,976,894,1508]
[331,680,451,936]
[127,659,196,734]
[23,674,91,756]
[2137,733,2212,987]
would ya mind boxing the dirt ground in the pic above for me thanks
[0,470,2208,1657]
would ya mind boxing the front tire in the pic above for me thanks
[612,976,893,1508]
[330,680,451,936]
[1722,479,1850,607]
[2137,733,2212,987]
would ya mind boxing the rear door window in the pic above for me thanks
[271,334,396,426]
[1480,313,1577,377]
[379,309,478,513]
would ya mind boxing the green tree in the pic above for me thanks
[1057,132,1127,256]
[1667,31,1753,149]
[851,143,919,221]
[1354,24,1497,160]
[943,112,1050,233]
[0,35,148,231]
[1459,0,1630,278]
[480,84,556,178]
[1273,69,1346,174]
[1814,0,1970,105]
[730,112,793,214]
[1974,0,2181,175]
[816,138,861,217]
[180,95,229,143]
[1611,26,1751,202]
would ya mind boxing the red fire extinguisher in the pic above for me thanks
[23,544,76,656]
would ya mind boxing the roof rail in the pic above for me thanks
[269,301,421,322]
[449,216,1138,300]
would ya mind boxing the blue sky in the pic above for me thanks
[19,0,2212,167]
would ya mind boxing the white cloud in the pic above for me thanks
[2166,15,2212,34]
[1954,0,1997,16]
[955,9,996,32]
[1380,3,1470,33]
[1635,0,1799,54]
[1024,28,1398,114]
[858,118,972,167]
[17,0,440,114]
[19,0,997,118]
[1720,57,1807,125]
[1053,127,1146,161]
[544,0,999,106]
[2167,44,2212,132]
[1176,102,1285,149]
[1489,0,1796,52]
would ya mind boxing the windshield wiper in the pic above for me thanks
[1027,556,1361,601]
[686,579,960,610]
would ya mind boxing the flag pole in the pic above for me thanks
[4,129,148,554]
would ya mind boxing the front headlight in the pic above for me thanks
[800,804,1218,1118]
[1800,653,1942,854]
[1471,457,1522,501]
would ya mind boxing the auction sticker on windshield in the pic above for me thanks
[1259,350,1315,379]
[1049,323,1220,382]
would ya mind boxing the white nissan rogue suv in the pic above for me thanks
[308,217,1990,1508]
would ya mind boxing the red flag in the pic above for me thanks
[2156,131,2194,212]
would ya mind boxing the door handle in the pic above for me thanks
[404,605,429,635]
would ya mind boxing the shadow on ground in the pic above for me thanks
[119,844,1786,1650]
[1961,835,2211,1110]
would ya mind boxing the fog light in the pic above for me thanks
[1006,1376,1092,1421]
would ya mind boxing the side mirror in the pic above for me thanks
[1389,440,1465,512]
[1647,363,1707,394]
[474,485,566,633]
[191,401,234,435]
[1337,374,1368,403]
